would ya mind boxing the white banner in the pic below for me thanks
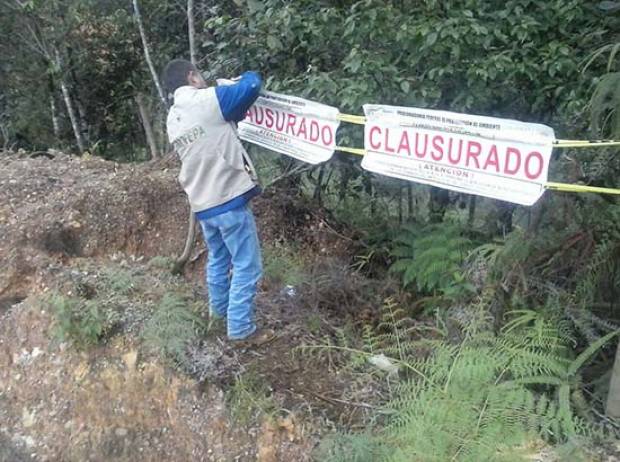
[238,91,340,164]
[361,105,555,205]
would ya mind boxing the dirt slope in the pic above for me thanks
[0,152,342,305]
[0,152,375,461]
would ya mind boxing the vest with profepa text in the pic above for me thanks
[167,86,258,212]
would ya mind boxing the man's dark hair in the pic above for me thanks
[162,59,196,94]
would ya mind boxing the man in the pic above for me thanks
[162,59,267,343]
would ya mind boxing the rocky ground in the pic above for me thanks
[0,152,385,461]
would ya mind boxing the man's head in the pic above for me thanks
[162,59,206,95]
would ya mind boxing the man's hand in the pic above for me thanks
[216,76,242,86]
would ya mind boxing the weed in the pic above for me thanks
[311,300,617,461]
[49,294,118,349]
[142,293,206,367]
[306,313,322,335]
[99,266,139,296]
[147,255,175,271]
[389,222,476,301]
[262,244,306,287]
[226,369,277,425]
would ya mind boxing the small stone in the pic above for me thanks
[22,408,35,428]
[115,427,128,437]
[122,351,138,371]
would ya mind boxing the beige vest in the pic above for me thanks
[166,86,258,212]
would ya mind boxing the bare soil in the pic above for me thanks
[0,152,382,461]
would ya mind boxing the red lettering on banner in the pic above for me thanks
[321,125,333,146]
[309,121,320,142]
[255,107,264,125]
[525,151,543,179]
[385,128,395,153]
[285,114,297,135]
[483,145,500,172]
[246,109,254,122]
[447,139,463,164]
[297,117,307,138]
[398,131,411,155]
[504,147,521,175]
[431,135,444,160]
[466,141,481,168]
[415,133,428,158]
[265,108,274,128]
[275,112,285,132]
[369,126,381,150]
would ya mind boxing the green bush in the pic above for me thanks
[313,301,617,461]
[262,244,306,287]
[50,294,116,349]
[142,293,206,367]
[389,222,476,299]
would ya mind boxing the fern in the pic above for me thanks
[314,300,616,462]
[389,222,475,299]
[590,72,620,138]
[142,293,206,368]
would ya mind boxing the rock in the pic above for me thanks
[115,428,128,437]
[122,350,138,371]
[22,407,36,428]
[368,353,399,376]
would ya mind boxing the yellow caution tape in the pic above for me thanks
[332,113,620,195]
[336,113,366,125]
[544,182,620,194]
[335,146,366,156]
[336,113,620,148]
[332,145,620,196]
[554,140,620,148]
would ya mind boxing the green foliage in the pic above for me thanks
[390,223,475,298]
[314,431,389,462]
[99,266,138,296]
[589,72,620,138]
[314,299,616,462]
[49,294,118,349]
[226,370,277,425]
[262,244,306,287]
[147,255,175,271]
[142,293,206,367]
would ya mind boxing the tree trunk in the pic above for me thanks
[132,0,167,107]
[75,97,89,145]
[135,92,159,159]
[407,184,414,220]
[428,186,450,223]
[172,211,197,275]
[313,164,326,206]
[467,195,477,228]
[606,340,620,417]
[67,46,89,144]
[398,186,403,224]
[54,47,85,154]
[173,0,200,275]
[187,0,197,65]
[48,77,61,140]
[363,173,376,216]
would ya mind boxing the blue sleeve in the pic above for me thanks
[215,71,262,122]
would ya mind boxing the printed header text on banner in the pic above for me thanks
[238,91,340,164]
[361,105,555,205]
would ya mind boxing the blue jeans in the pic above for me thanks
[198,204,262,339]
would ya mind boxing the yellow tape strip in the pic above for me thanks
[554,140,620,148]
[335,146,366,156]
[332,146,620,196]
[544,182,620,194]
[336,113,366,125]
[335,114,620,148]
